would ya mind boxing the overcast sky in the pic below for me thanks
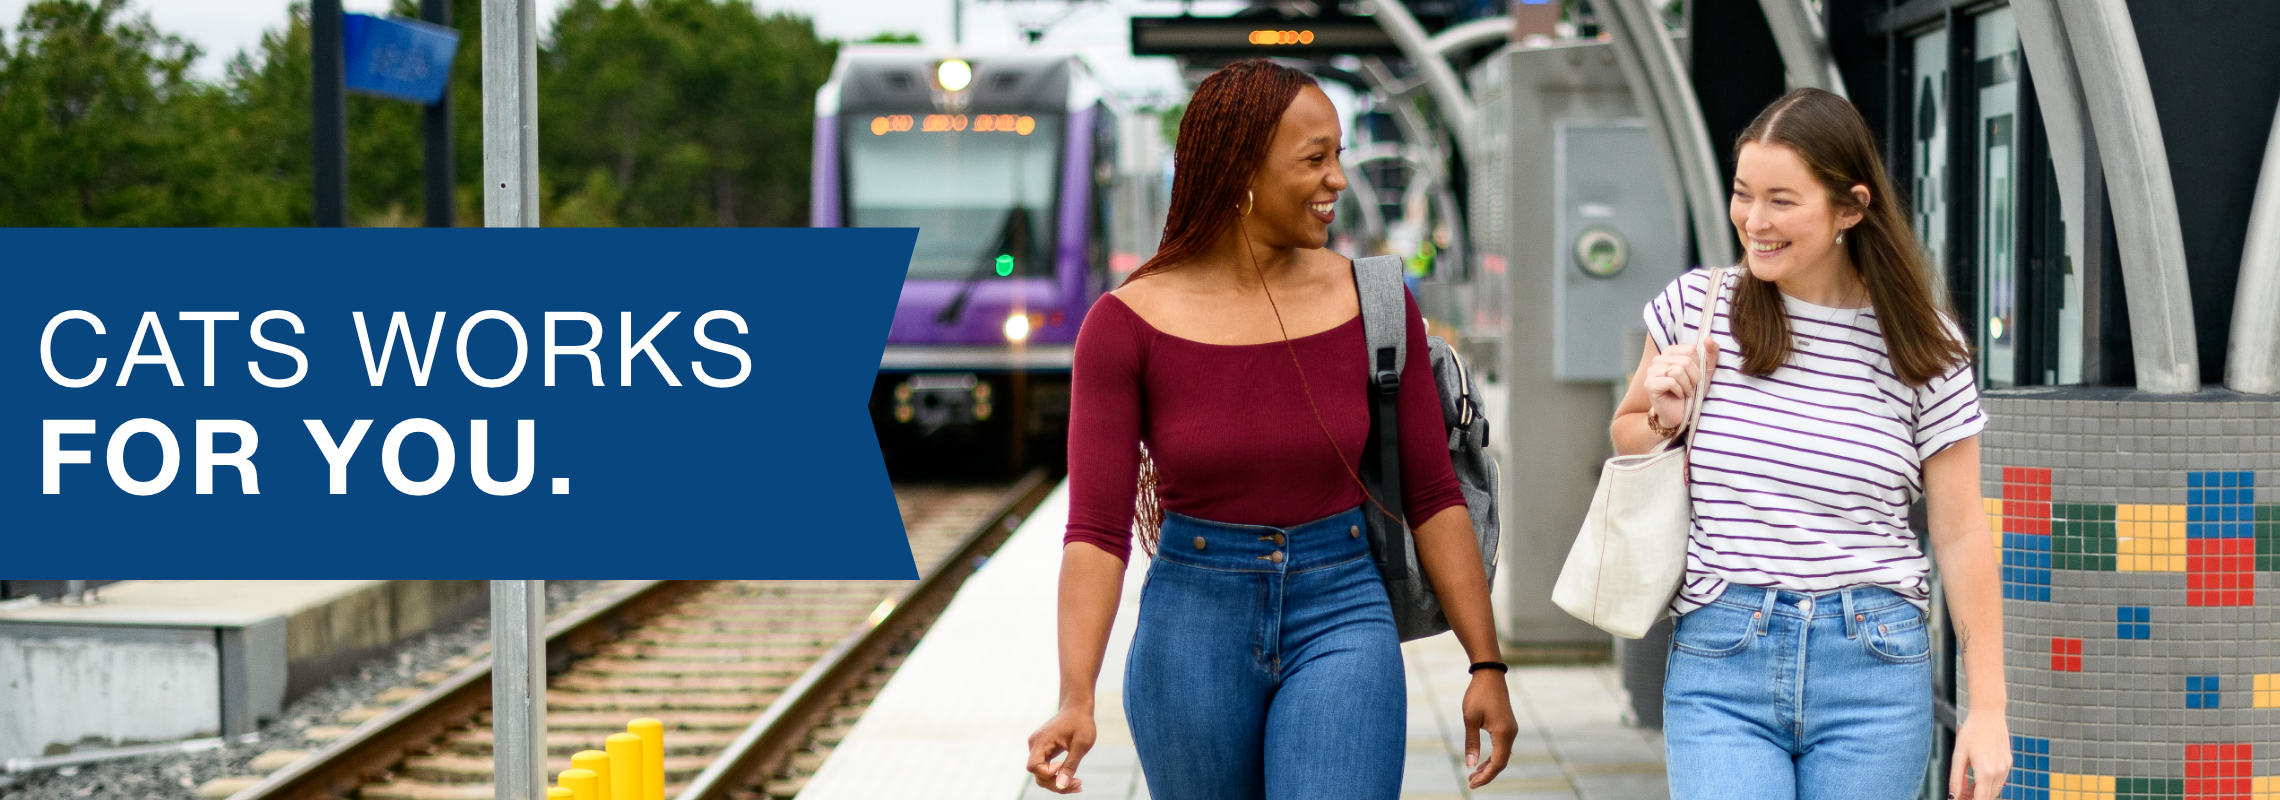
[0,0,1245,98]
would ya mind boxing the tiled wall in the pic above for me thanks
[1980,390,2280,800]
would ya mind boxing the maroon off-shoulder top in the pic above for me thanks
[1062,287,1468,562]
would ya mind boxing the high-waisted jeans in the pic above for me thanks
[1662,584,1934,800]
[1123,506,1404,800]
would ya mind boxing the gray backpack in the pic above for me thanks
[1352,255,1502,641]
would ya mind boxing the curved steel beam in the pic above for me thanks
[2058,0,2200,393]
[1595,0,1736,269]
[1340,143,1405,242]
[1755,0,1846,98]
[1365,0,1479,163]
[2225,101,2280,393]
[1430,16,1513,60]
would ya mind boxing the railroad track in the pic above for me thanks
[230,469,1053,800]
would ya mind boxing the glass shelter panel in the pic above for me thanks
[1911,29,1950,304]
[1975,8,2020,388]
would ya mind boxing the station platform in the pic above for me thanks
[0,579,485,762]
[795,481,1668,800]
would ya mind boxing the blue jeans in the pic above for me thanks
[1663,584,1934,800]
[1123,506,1405,800]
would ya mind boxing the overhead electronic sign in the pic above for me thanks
[1129,16,1402,57]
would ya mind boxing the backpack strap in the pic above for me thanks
[1353,255,1411,582]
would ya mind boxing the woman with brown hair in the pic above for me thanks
[1612,88,2009,799]
[1021,60,1518,798]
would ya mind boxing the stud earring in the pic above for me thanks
[1237,190,1254,216]
[1836,230,1846,245]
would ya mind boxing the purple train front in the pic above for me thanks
[814,48,1114,475]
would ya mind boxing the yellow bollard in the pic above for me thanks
[606,732,643,800]
[547,789,573,800]
[559,768,599,800]
[627,718,665,800]
[570,749,611,800]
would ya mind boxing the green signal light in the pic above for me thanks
[995,254,1015,276]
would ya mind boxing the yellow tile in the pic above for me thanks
[2255,674,2271,691]
[2098,775,2114,792]
[2057,774,2078,790]
[2161,504,2185,522]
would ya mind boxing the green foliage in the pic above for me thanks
[0,0,838,226]
[859,31,920,44]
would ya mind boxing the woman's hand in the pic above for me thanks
[1949,709,2010,799]
[1641,338,1718,432]
[1461,670,1520,788]
[1025,706,1096,794]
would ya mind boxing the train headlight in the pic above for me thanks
[937,59,973,92]
[1003,313,1030,342]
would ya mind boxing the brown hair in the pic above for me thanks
[1729,88,1971,387]
[1125,59,1317,283]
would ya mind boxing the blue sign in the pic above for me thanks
[6,229,919,578]
[344,13,458,105]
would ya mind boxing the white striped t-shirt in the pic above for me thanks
[1645,268,1986,615]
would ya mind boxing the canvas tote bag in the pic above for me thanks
[1552,267,1731,639]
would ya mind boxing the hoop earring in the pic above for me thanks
[1237,190,1254,216]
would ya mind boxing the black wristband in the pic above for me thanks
[1468,661,1509,675]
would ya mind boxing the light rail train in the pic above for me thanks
[813,47,1120,474]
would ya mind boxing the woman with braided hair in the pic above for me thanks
[1022,60,1517,799]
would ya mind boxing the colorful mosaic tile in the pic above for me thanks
[2188,677,2222,709]
[2187,473,2258,606]
[1982,395,2278,800]
[2119,505,2189,573]
[2258,505,2280,572]
[2056,503,2120,571]
[2054,637,2085,672]
[2184,743,2249,799]
[2119,606,2153,640]
[2055,773,2118,800]
[2009,736,2054,800]
[2114,777,2186,799]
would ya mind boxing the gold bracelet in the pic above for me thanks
[1645,407,1682,439]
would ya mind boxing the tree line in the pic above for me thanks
[0,0,842,226]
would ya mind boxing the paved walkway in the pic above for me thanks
[797,480,1667,800]
[1021,633,1669,800]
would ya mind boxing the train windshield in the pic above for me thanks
[847,114,1062,280]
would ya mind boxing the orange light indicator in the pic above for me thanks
[1249,29,1314,45]
[874,114,1033,134]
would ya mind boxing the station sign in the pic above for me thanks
[7,229,919,577]
[1129,15,1401,57]
[343,13,459,105]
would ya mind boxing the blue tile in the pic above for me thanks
[2191,472,2207,488]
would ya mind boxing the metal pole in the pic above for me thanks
[1754,0,1846,98]
[1365,0,1479,164]
[484,0,540,227]
[1597,0,1738,269]
[2225,100,2280,393]
[2055,0,2199,393]
[422,0,455,228]
[312,0,348,227]
[490,581,547,800]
